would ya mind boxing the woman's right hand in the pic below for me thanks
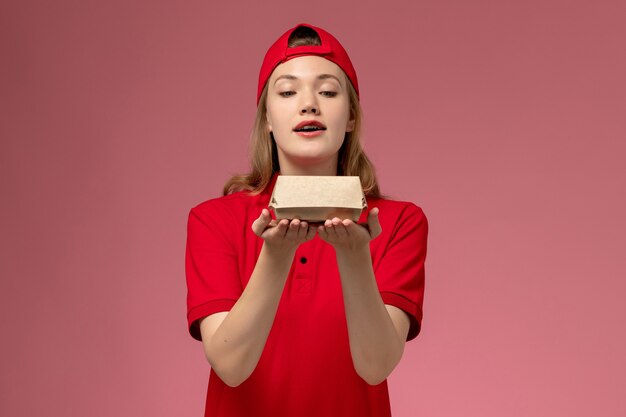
[251,208,316,253]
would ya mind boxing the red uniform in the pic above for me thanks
[185,172,428,417]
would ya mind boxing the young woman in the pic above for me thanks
[185,23,429,417]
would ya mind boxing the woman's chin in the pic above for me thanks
[286,152,337,166]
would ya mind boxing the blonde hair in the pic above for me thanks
[223,29,381,198]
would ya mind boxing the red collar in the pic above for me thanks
[262,171,281,197]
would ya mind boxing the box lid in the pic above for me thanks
[269,175,367,210]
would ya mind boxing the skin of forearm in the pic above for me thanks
[335,245,404,385]
[208,243,295,387]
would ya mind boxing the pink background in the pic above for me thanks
[1,0,625,416]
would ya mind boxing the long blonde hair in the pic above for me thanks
[223,28,381,198]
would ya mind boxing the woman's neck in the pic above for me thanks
[277,155,339,176]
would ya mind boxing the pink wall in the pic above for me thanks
[1,0,625,416]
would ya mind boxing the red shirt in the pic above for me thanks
[185,173,428,417]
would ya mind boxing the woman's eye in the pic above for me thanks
[279,91,295,97]
[320,91,338,97]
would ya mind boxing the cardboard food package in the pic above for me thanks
[268,175,367,222]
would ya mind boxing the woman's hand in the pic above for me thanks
[317,208,382,252]
[251,208,316,253]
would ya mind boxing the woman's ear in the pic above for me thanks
[266,111,272,132]
[346,108,356,132]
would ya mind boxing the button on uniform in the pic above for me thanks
[294,248,312,295]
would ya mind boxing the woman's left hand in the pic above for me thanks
[317,207,382,252]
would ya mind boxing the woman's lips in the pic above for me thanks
[294,120,327,130]
[294,129,325,137]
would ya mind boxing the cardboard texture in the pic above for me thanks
[269,175,367,222]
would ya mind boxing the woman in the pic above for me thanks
[185,23,428,417]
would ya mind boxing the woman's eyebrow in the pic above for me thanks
[273,74,342,85]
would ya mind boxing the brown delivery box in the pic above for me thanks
[268,175,367,222]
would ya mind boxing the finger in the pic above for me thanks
[272,218,289,238]
[341,219,353,237]
[324,219,338,239]
[368,207,382,239]
[252,209,272,236]
[286,218,301,240]
[305,223,317,241]
[332,217,348,238]
[298,220,309,240]
[317,224,328,240]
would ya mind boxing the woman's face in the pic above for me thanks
[265,55,355,174]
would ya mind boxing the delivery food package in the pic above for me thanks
[268,175,367,222]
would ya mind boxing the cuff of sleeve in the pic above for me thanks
[187,299,238,341]
[380,292,422,341]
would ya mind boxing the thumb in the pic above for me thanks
[367,207,382,239]
[251,208,272,237]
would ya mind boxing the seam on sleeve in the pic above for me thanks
[187,299,238,341]
[380,292,422,341]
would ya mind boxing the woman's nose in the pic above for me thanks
[301,105,318,114]
[300,92,319,114]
